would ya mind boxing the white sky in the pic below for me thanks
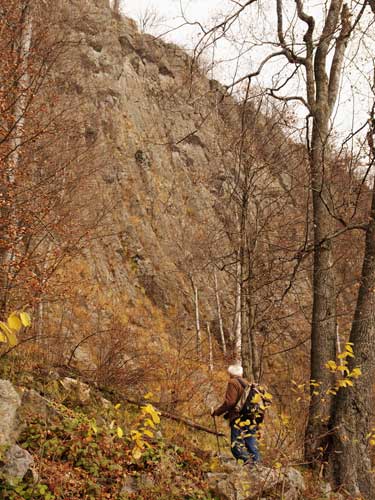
[121,0,374,147]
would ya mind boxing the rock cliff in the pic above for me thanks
[38,0,306,390]
[46,0,235,361]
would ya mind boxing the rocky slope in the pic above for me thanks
[31,0,309,406]
[0,375,309,499]
[51,0,241,351]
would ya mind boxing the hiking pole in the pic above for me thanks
[212,415,222,461]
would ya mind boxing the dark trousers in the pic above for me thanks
[230,419,260,463]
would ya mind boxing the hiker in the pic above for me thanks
[211,364,261,465]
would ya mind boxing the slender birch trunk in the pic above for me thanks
[233,260,242,363]
[207,322,213,372]
[214,271,226,355]
[190,276,201,359]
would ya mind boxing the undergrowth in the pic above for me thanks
[0,372,216,500]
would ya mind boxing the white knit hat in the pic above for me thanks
[228,364,243,377]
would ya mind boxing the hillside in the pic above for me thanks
[1,0,372,498]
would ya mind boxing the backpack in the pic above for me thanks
[235,379,272,424]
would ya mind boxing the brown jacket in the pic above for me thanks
[213,376,247,422]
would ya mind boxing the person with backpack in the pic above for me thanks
[211,364,270,465]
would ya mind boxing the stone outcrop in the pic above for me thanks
[2,445,34,482]
[43,0,275,365]
[0,379,34,482]
[0,379,21,446]
[31,1,308,411]
[208,464,306,500]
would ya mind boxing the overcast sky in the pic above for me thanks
[122,0,220,43]
[121,0,373,146]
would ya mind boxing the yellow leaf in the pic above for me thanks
[350,367,362,379]
[274,462,282,469]
[143,404,160,424]
[251,393,262,404]
[117,426,124,438]
[0,322,17,347]
[337,379,353,388]
[264,392,273,400]
[281,414,290,426]
[144,419,155,429]
[370,440,375,446]
[135,438,144,448]
[20,312,31,327]
[7,314,22,332]
[337,352,348,359]
[326,389,337,395]
[114,403,121,410]
[132,447,142,460]
[6,330,17,347]
[143,429,154,438]
[325,360,337,371]
[337,365,349,374]
[144,392,154,400]
[0,331,7,343]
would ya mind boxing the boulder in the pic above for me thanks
[60,377,91,404]
[20,389,58,421]
[0,379,21,446]
[207,464,305,500]
[2,444,34,482]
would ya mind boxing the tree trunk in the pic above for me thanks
[191,277,201,359]
[305,118,337,464]
[233,259,242,363]
[329,122,375,499]
[112,0,121,14]
[207,322,213,372]
[214,271,226,355]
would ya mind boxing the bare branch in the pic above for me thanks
[225,50,286,90]
[295,0,316,107]
[194,0,258,57]
[328,4,352,112]
[267,88,310,110]
[276,0,306,65]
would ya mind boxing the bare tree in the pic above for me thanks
[191,0,375,489]
[137,6,166,34]
[329,76,375,498]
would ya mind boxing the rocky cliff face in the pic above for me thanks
[39,0,306,390]
[47,0,237,360]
